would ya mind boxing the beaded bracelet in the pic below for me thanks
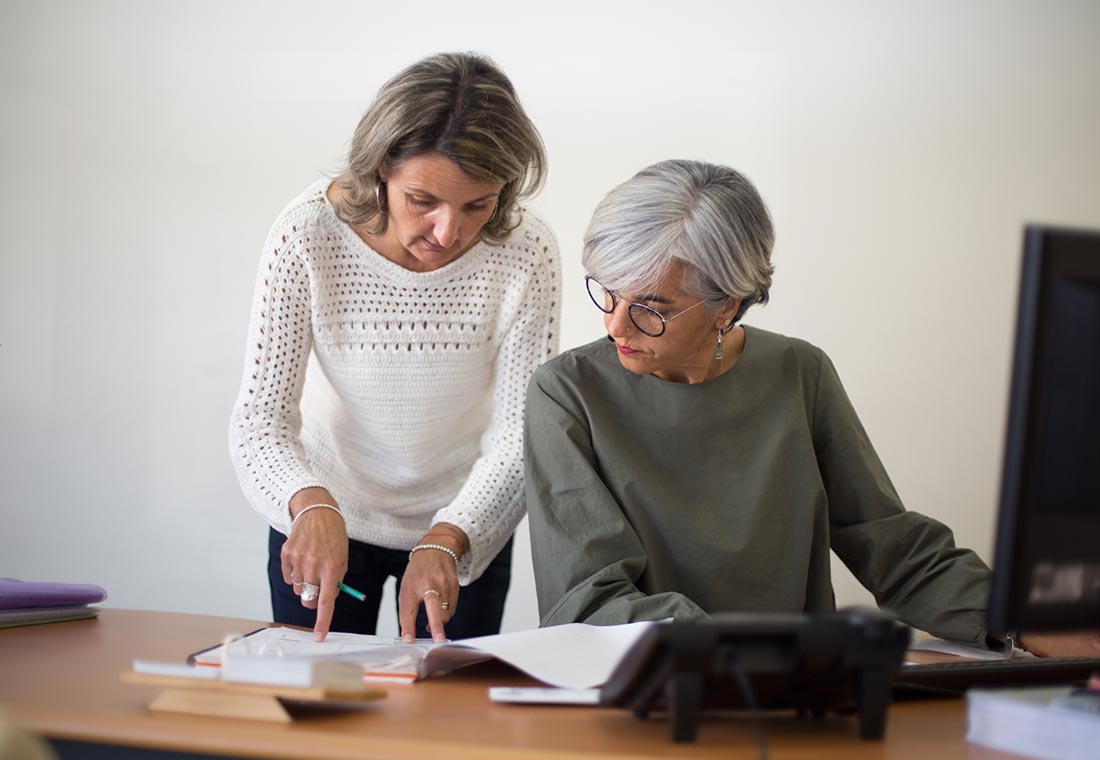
[409,543,460,568]
[421,532,465,552]
[290,503,343,533]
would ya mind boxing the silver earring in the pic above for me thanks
[715,329,724,361]
[374,180,388,214]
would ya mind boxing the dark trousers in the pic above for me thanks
[267,528,512,639]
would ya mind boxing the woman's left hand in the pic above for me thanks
[398,524,468,643]
[1017,631,1100,657]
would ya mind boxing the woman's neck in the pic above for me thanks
[652,326,746,384]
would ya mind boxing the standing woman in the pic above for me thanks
[230,53,559,643]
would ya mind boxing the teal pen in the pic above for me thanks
[337,581,367,602]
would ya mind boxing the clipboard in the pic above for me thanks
[186,627,268,665]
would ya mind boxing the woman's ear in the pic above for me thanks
[716,298,742,330]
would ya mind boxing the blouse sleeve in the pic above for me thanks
[812,348,992,644]
[524,364,707,626]
[432,214,562,584]
[228,209,324,536]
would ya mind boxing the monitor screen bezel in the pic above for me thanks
[987,224,1100,634]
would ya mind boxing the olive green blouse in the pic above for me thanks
[524,326,991,644]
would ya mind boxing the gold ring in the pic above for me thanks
[440,601,450,611]
[423,589,441,600]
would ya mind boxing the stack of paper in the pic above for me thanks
[0,578,107,628]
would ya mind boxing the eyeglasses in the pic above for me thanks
[585,276,705,337]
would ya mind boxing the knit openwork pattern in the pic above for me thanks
[229,180,560,583]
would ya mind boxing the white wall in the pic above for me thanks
[2,0,1099,638]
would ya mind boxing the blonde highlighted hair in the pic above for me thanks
[332,52,546,246]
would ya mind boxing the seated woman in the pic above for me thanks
[525,159,1098,656]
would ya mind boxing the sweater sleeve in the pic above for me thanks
[432,215,562,584]
[524,364,707,627]
[227,208,324,536]
[812,348,992,643]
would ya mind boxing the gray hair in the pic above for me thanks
[332,52,546,245]
[582,160,775,324]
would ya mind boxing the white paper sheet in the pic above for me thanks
[906,637,1035,662]
[423,621,654,689]
[489,687,602,705]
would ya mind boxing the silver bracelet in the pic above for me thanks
[409,543,460,568]
[290,503,343,533]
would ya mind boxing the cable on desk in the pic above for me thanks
[729,661,768,760]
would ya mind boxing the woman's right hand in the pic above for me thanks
[281,487,349,641]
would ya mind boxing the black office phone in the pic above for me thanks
[598,609,911,742]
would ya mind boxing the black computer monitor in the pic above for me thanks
[986,225,1100,634]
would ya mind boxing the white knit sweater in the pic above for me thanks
[229,180,561,583]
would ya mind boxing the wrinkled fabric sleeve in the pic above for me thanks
[812,348,991,643]
[524,366,706,626]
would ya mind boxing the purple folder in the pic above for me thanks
[0,578,108,610]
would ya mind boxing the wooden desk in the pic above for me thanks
[0,609,1015,759]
